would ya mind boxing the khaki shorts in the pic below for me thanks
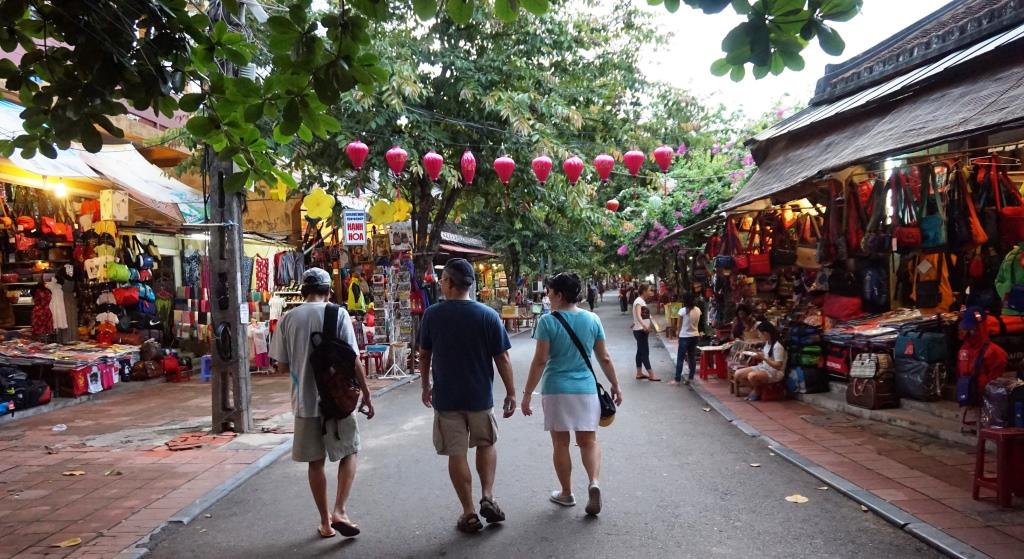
[292,415,360,462]
[432,409,497,456]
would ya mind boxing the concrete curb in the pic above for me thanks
[654,332,991,559]
[125,374,420,557]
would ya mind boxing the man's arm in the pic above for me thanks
[419,348,433,408]
[493,351,515,418]
[354,357,374,419]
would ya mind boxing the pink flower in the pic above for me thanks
[730,169,746,183]
[674,210,683,219]
[677,143,688,155]
[674,224,683,231]
[724,141,734,151]
[742,153,755,166]
[617,245,628,256]
[691,196,709,214]
[775,107,787,119]
[711,143,721,155]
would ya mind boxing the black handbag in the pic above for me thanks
[551,311,616,426]
[894,356,944,402]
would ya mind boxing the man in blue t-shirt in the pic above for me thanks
[419,258,516,534]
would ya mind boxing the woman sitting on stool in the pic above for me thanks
[733,321,786,401]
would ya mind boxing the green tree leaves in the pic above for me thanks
[700,0,861,81]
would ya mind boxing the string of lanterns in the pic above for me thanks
[340,140,679,213]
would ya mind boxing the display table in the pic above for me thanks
[0,339,139,397]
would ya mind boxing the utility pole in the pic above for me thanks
[207,1,252,434]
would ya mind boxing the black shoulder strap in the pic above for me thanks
[324,303,339,342]
[550,311,597,382]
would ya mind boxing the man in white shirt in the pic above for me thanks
[269,268,374,539]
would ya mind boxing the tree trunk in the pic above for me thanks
[505,245,521,304]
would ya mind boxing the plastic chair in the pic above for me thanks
[973,427,1024,507]
[698,348,728,380]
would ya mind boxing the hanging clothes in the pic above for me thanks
[182,249,201,290]
[46,279,68,330]
[242,256,254,295]
[31,286,54,337]
[291,250,305,285]
[254,254,269,292]
[249,322,270,368]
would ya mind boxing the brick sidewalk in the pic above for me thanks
[657,333,1024,559]
[0,373,406,559]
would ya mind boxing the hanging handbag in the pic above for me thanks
[796,213,822,269]
[913,254,946,309]
[745,213,771,276]
[105,261,130,283]
[1004,250,1024,312]
[550,311,616,426]
[919,163,947,248]
[113,286,140,307]
[729,217,749,271]
[860,177,892,255]
[769,211,797,267]
[993,160,1024,246]
[893,169,921,252]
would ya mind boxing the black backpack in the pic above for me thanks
[309,304,361,427]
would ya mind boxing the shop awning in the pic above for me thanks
[76,144,206,223]
[439,243,497,257]
[724,24,1024,211]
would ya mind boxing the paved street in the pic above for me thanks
[147,302,940,559]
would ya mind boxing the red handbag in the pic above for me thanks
[1,273,18,283]
[745,213,772,276]
[993,161,1024,245]
[822,293,863,321]
[725,218,749,271]
[113,287,140,307]
[893,170,921,251]
[15,233,35,251]
[825,345,851,376]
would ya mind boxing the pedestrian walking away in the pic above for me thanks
[522,272,622,516]
[269,268,374,540]
[671,293,702,386]
[586,281,597,312]
[419,258,517,534]
[631,283,659,381]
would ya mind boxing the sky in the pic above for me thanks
[638,0,952,118]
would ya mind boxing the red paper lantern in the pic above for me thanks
[606,199,620,212]
[345,140,368,170]
[654,144,674,173]
[531,155,553,185]
[623,150,645,177]
[460,150,477,185]
[423,150,444,181]
[563,156,584,185]
[494,156,515,185]
[593,153,614,182]
[385,146,408,176]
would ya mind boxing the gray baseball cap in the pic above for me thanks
[302,267,331,287]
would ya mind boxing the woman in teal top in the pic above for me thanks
[522,272,622,517]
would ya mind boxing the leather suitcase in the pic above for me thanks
[847,374,899,410]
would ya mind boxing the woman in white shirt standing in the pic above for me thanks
[631,283,660,381]
[670,293,701,386]
[733,321,787,401]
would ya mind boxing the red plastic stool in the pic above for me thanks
[759,381,787,402]
[359,351,385,376]
[973,427,1024,508]
[698,349,728,380]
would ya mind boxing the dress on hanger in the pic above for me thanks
[254,254,269,292]
[31,286,54,337]
[46,280,68,330]
[242,256,254,295]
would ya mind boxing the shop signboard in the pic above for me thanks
[344,210,367,246]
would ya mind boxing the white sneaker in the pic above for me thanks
[549,490,576,507]
[585,483,602,516]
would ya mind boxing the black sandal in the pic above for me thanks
[457,513,483,533]
[479,496,506,523]
[330,519,361,538]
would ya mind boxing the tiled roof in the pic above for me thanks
[812,0,1024,103]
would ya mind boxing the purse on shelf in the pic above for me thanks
[745,213,771,276]
[860,176,892,255]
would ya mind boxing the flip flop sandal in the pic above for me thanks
[317,527,336,538]
[479,497,506,523]
[330,520,361,538]
[457,513,483,533]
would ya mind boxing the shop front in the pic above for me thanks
[657,2,1024,434]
